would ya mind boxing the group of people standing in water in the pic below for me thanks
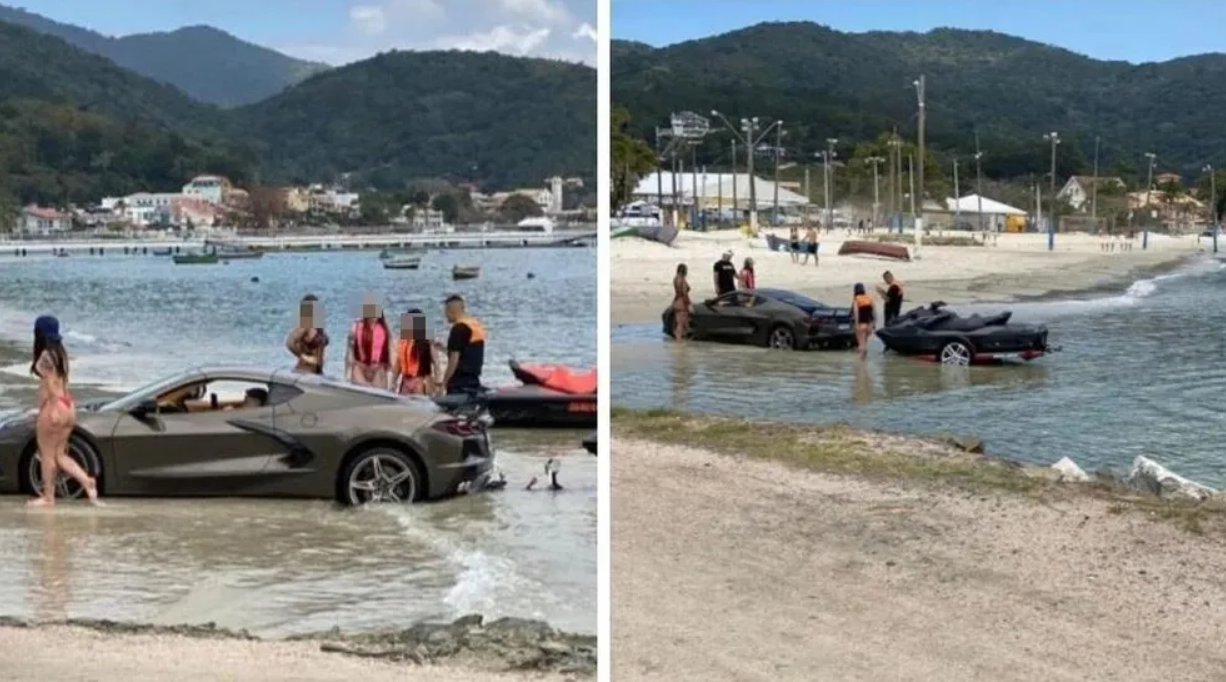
[22,292,487,507]
[286,292,486,397]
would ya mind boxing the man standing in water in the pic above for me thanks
[713,250,737,296]
[442,294,486,396]
[877,271,904,325]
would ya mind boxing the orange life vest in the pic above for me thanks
[397,339,423,378]
[853,293,874,310]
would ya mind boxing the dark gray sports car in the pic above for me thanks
[0,367,499,505]
[662,288,855,350]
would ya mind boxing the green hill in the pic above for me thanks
[230,50,596,191]
[612,23,1226,181]
[0,4,329,106]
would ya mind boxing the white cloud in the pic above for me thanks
[279,0,595,66]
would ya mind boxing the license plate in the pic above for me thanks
[837,323,850,330]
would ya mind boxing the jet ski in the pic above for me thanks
[876,301,1050,365]
[435,361,596,428]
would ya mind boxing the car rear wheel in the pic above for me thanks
[26,433,102,500]
[339,447,424,506]
[939,340,973,366]
[767,325,796,350]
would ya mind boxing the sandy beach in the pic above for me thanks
[0,623,581,682]
[611,414,1226,682]
[612,229,1206,324]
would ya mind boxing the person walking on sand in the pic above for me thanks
[788,224,800,263]
[739,257,756,290]
[851,283,876,360]
[286,293,329,374]
[345,303,392,389]
[801,225,819,266]
[713,250,737,296]
[392,308,443,396]
[28,316,99,507]
[876,271,904,325]
[672,263,691,340]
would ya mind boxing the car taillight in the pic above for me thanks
[432,418,478,437]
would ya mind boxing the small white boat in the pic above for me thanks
[382,255,422,270]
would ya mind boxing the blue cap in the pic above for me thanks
[34,315,61,342]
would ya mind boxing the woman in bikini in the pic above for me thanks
[851,283,876,360]
[672,263,691,341]
[286,293,329,374]
[29,315,99,506]
[346,306,392,388]
[393,308,443,395]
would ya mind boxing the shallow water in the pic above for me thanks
[0,248,596,634]
[613,256,1226,486]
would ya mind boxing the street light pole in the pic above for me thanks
[710,110,781,232]
[1207,164,1219,254]
[1144,152,1156,251]
[772,123,784,225]
[866,156,885,230]
[953,158,961,229]
[913,75,926,254]
[1043,131,1060,251]
[974,130,985,234]
[823,138,838,231]
[1091,136,1100,228]
[887,133,902,233]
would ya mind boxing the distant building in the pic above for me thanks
[1056,176,1125,211]
[411,207,448,231]
[19,205,72,234]
[306,185,360,214]
[1155,172,1183,186]
[182,175,233,205]
[284,187,311,213]
[116,192,180,225]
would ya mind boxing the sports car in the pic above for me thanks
[876,302,1051,364]
[0,366,499,505]
[662,288,855,350]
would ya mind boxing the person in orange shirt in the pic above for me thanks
[851,283,876,360]
[392,308,443,396]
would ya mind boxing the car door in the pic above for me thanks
[107,380,284,496]
[694,292,746,342]
[722,294,773,342]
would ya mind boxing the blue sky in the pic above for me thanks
[17,0,597,64]
[613,0,1226,63]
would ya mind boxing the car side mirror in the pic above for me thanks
[703,298,716,308]
[131,398,159,417]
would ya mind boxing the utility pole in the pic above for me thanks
[731,140,738,222]
[772,123,784,225]
[887,132,902,232]
[803,165,811,204]
[953,158,961,229]
[691,143,699,229]
[654,127,665,216]
[913,75,926,253]
[825,138,838,231]
[1206,164,1218,254]
[1144,152,1156,251]
[1091,136,1100,228]
[710,110,781,232]
[974,130,985,233]
[1044,131,1060,251]
[866,156,885,230]
[908,154,916,217]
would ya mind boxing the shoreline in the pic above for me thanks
[611,230,1205,325]
[612,409,1226,681]
[0,614,595,681]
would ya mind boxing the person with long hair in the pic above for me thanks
[286,293,329,374]
[29,315,99,506]
[739,257,756,290]
[345,303,392,388]
[851,283,876,360]
[671,263,691,341]
[393,308,442,395]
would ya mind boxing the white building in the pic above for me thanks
[411,208,448,231]
[18,206,72,234]
[182,175,231,205]
[307,185,360,214]
[117,192,181,225]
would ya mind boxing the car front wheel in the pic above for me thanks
[767,325,796,350]
[339,447,424,505]
[26,433,103,499]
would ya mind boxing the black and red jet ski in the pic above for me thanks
[435,361,597,429]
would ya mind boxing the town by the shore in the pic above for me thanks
[612,410,1226,682]
[611,228,1207,324]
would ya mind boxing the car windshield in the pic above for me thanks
[758,289,827,311]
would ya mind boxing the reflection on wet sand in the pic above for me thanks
[32,510,99,621]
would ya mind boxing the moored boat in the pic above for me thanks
[172,252,219,265]
[452,265,480,280]
[383,255,422,270]
[837,240,911,261]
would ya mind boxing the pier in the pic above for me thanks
[0,229,596,257]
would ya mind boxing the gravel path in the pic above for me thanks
[0,626,571,682]
[613,437,1226,682]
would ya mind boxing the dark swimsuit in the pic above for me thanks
[854,295,875,325]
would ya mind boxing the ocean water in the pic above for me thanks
[613,255,1226,487]
[0,247,597,635]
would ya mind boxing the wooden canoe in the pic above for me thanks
[837,240,911,261]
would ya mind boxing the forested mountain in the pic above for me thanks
[0,4,329,106]
[612,22,1226,182]
[0,17,595,209]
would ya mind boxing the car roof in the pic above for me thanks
[746,288,832,308]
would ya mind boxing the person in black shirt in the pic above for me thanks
[713,250,737,295]
[876,271,904,324]
[442,294,486,395]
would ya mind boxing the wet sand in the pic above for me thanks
[0,625,573,681]
[612,433,1226,681]
[612,230,1203,324]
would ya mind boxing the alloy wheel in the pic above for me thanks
[28,447,89,499]
[347,453,418,504]
[769,327,795,350]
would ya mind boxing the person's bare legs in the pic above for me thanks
[28,429,59,507]
[54,434,99,505]
[674,310,689,341]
